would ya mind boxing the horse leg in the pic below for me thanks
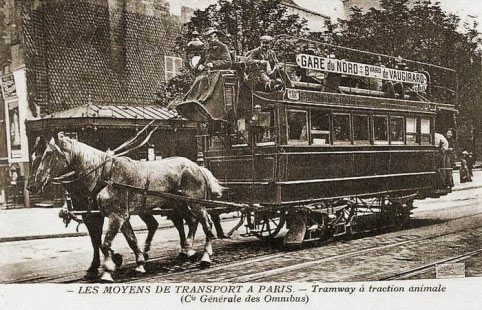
[138,214,158,260]
[191,206,216,268]
[100,214,125,283]
[120,219,146,275]
[82,213,104,279]
[170,211,189,260]
[184,208,199,259]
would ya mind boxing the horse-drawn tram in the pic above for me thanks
[28,36,458,281]
[176,36,458,244]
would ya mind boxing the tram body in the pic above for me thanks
[177,38,457,241]
[205,89,447,205]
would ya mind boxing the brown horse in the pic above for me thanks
[32,135,222,282]
[27,136,162,279]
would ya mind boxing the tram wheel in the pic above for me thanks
[252,214,286,240]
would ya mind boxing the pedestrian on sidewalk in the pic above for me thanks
[460,151,472,183]
[468,152,474,180]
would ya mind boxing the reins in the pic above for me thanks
[50,125,158,186]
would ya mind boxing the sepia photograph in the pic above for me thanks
[0,0,481,309]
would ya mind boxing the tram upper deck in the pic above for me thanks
[272,36,456,108]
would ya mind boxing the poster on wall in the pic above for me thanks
[1,74,17,99]
[1,70,28,162]
[8,101,22,158]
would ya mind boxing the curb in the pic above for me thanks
[452,185,482,192]
[0,217,240,243]
[0,223,176,244]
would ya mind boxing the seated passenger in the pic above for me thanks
[195,27,232,72]
[324,54,341,93]
[246,35,284,92]
[182,27,232,105]
[367,56,384,92]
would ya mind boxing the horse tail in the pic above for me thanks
[199,166,224,198]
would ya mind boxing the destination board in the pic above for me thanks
[296,54,427,85]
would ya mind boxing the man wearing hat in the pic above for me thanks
[196,27,232,72]
[246,35,284,92]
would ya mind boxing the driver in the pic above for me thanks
[246,35,284,92]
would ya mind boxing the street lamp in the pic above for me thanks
[186,31,205,69]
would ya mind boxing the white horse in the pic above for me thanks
[33,136,223,282]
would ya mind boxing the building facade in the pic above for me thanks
[281,0,330,32]
[0,0,188,207]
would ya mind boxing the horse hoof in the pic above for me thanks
[176,252,188,261]
[200,260,212,269]
[100,272,115,283]
[205,244,213,256]
[186,249,196,258]
[112,253,123,268]
[200,252,211,269]
[135,265,146,275]
[84,270,100,280]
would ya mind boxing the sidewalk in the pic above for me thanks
[1,170,481,243]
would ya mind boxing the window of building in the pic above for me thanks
[353,114,369,143]
[311,110,330,145]
[406,117,417,144]
[390,116,404,144]
[165,56,182,80]
[287,110,308,145]
[373,115,388,144]
[333,113,351,144]
[421,117,431,144]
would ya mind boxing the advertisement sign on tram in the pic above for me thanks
[295,54,428,86]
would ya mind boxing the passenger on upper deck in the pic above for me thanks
[246,35,284,92]
[367,56,384,92]
[195,27,232,72]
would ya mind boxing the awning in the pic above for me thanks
[26,102,197,132]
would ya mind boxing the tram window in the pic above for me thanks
[406,117,417,144]
[287,110,308,144]
[256,110,276,146]
[353,114,369,143]
[232,118,248,146]
[311,111,330,145]
[390,117,405,144]
[333,114,351,144]
[209,134,225,150]
[208,121,226,150]
[421,118,431,144]
[373,115,388,144]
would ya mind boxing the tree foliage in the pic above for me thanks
[183,0,308,55]
[157,0,308,106]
